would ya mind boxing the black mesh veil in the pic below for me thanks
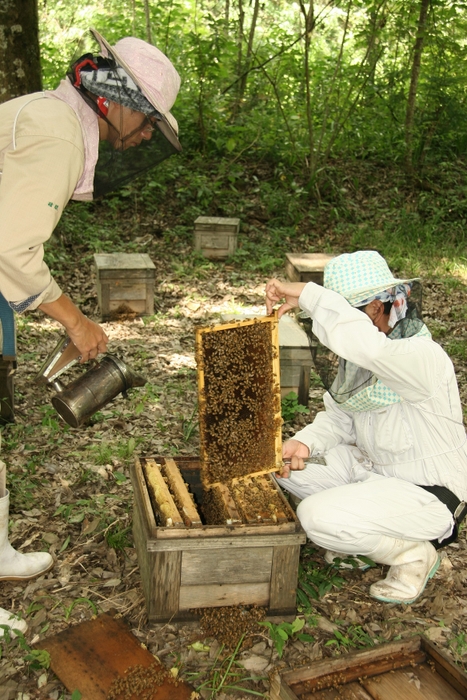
[296,281,424,404]
[67,45,181,198]
[92,132,179,197]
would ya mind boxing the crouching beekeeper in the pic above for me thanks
[265,250,467,604]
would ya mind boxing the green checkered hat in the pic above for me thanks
[323,251,417,307]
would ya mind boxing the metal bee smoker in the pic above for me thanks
[35,336,146,428]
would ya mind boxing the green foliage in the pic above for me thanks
[38,0,467,184]
[449,631,467,661]
[0,628,50,670]
[105,523,132,551]
[297,548,347,607]
[281,392,309,422]
[63,597,98,621]
[189,634,268,697]
[258,617,314,658]
[325,625,375,652]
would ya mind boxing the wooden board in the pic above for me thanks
[94,252,156,275]
[180,546,273,585]
[270,636,467,700]
[36,612,194,700]
[179,581,270,610]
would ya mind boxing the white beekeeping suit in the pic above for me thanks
[267,251,467,605]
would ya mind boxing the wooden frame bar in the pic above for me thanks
[142,459,184,528]
[162,458,202,528]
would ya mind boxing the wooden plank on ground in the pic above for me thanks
[421,636,467,697]
[36,613,194,700]
[361,663,465,700]
[301,682,373,699]
[279,637,422,690]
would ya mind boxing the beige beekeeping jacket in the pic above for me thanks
[0,93,85,312]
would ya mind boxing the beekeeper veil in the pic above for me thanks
[298,251,426,410]
[69,29,182,197]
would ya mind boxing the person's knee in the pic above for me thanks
[296,494,335,537]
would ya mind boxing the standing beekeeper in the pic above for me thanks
[0,29,182,635]
[265,251,467,605]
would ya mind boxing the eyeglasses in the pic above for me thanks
[141,116,157,134]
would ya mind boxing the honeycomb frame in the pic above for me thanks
[195,313,282,486]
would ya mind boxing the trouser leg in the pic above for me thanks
[296,473,453,555]
[277,444,454,553]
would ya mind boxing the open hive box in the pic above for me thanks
[131,315,306,622]
[270,635,467,700]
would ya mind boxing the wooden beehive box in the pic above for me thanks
[194,216,239,259]
[94,253,156,319]
[131,456,306,622]
[285,253,335,284]
[131,314,306,621]
[278,314,313,404]
[270,636,467,700]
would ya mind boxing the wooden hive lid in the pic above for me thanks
[93,252,156,270]
[285,252,335,272]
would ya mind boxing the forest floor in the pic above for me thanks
[0,159,467,699]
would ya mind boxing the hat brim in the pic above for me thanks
[346,277,419,307]
[90,28,181,152]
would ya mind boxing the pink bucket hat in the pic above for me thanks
[90,28,181,151]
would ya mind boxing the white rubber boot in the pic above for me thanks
[324,550,371,570]
[0,606,27,637]
[0,491,53,581]
[369,536,440,604]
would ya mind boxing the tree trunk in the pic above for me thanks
[144,0,153,44]
[238,0,260,100]
[0,0,42,103]
[225,0,230,34]
[405,0,430,176]
[237,0,245,91]
[299,0,315,175]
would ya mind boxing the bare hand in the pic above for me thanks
[39,294,109,362]
[265,278,306,317]
[66,316,109,362]
[278,439,310,479]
